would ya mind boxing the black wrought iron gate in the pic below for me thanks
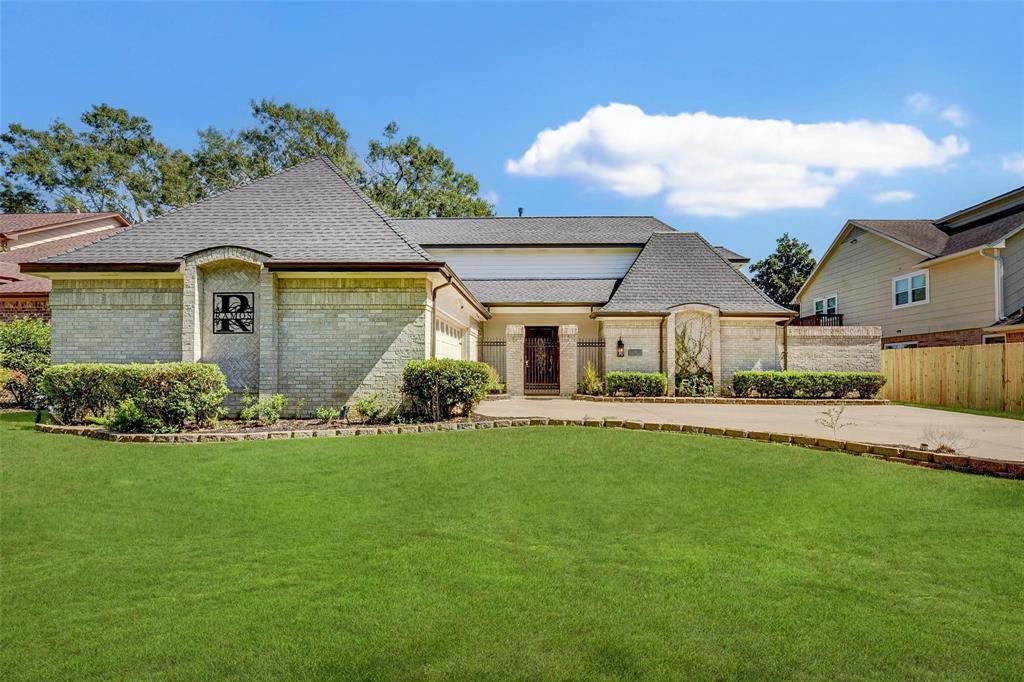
[525,327,559,393]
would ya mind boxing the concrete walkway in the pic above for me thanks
[476,399,1024,462]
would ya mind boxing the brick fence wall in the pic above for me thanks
[787,326,882,372]
[882,327,985,348]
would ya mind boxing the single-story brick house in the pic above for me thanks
[0,211,130,321]
[25,157,880,409]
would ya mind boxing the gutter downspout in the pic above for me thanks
[430,274,453,359]
[979,246,1004,321]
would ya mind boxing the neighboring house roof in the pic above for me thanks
[849,220,947,256]
[464,279,617,305]
[600,232,793,315]
[0,211,128,237]
[395,216,676,246]
[0,228,132,296]
[32,157,430,266]
[796,186,1024,303]
[713,245,749,264]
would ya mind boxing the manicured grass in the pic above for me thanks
[2,412,1022,680]
[892,401,1024,421]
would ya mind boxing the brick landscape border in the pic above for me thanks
[34,419,1019,479]
[572,394,889,405]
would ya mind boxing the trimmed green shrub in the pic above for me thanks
[240,393,287,425]
[41,362,229,429]
[0,317,51,407]
[402,359,491,421]
[731,371,886,399]
[605,371,668,397]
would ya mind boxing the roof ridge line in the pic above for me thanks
[317,155,431,261]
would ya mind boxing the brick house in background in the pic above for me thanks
[793,186,1024,347]
[0,212,130,321]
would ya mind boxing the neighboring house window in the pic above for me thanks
[983,334,1006,344]
[884,341,919,349]
[892,270,928,308]
[814,294,838,316]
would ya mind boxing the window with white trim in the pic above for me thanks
[814,294,838,316]
[892,270,928,308]
[983,334,1006,345]
[884,341,919,349]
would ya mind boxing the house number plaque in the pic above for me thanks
[212,292,254,334]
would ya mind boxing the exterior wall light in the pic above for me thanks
[616,337,625,357]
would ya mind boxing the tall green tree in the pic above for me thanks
[1,105,175,222]
[748,233,817,309]
[362,123,493,217]
[2,101,492,220]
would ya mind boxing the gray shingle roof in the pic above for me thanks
[464,279,617,305]
[850,200,1024,259]
[35,157,429,264]
[850,220,948,256]
[395,216,676,245]
[714,245,749,263]
[600,233,792,315]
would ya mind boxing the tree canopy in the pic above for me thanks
[748,233,817,309]
[1,100,493,221]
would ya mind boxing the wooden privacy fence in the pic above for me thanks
[881,344,1024,412]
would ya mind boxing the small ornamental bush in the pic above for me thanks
[731,371,886,399]
[239,393,288,425]
[605,371,668,397]
[402,359,491,421]
[578,361,604,396]
[0,317,51,407]
[41,362,229,429]
[354,393,383,424]
[314,406,341,422]
[109,397,163,434]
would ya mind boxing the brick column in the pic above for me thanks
[558,325,578,397]
[181,260,201,361]
[257,267,278,398]
[505,324,525,397]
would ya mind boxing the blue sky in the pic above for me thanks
[2,1,1022,262]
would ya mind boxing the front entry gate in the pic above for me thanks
[525,326,559,394]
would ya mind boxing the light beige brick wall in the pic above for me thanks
[275,277,429,413]
[787,326,882,372]
[200,261,261,394]
[719,318,782,389]
[602,318,664,373]
[505,325,525,396]
[558,325,578,397]
[50,278,183,363]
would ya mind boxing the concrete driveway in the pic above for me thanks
[475,399,1024,462]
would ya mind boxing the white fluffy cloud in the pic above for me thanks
[1002,153,1024,175]
[506,103,968,217]
[872,190,916,204]
[940,105,968,127]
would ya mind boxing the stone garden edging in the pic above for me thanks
[34,419,1019,479]
[572,394,890,405]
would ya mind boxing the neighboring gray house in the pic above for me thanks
[25,157,877,409]
[794,186,1024,347]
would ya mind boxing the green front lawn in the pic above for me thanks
[2,412,1022,679]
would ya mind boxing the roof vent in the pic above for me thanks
[518,207,523,217]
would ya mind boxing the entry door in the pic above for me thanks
[525,326,559,393]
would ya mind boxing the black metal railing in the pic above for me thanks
[577,338,606,383]
[478,338,506,383]
[790,314,844,327]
